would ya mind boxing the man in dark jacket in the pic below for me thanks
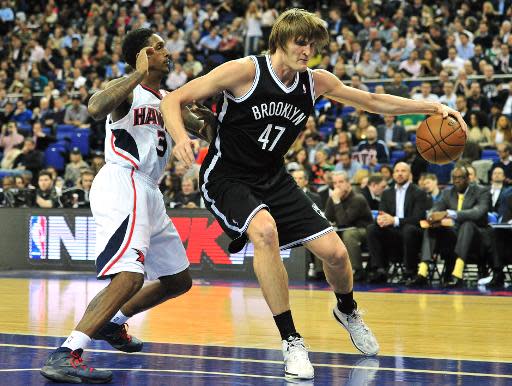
[325,171,373,282]
[408,166,490,288]
[366,162,430,283]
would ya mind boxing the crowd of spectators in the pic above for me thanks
[1,0,512,287]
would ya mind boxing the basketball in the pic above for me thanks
[416,115,466,164]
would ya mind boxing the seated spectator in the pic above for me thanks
[399,49,421,78]
[51,98,67,126]
[89,151,105,176]
[355,51,380,79]
[166,62,188,90]
[420,49,442,76]
[325,171,373,282]
[385,73,410,98]
[173,176,201,208]
[489,167,510,213]
[357,126,389,165]
[182,51,203,79]
[439,81,457,109]
[486,191,512,288]
[35,170,62,208]
[491,115,512,147]
[441,47,465,76]
[64,148,90,186]
[467,113,492,147]
[311,149,334,187]
[64,95,90,128]
[408,166,490,288]
[61,169,94,208]
[491,142,512,184]
[421,173,442,204]
[360,173,388,211]
[466,82,491,117]
[456,32,475,60]
[32,122,56,151]
[12,100,32,127]
[334,151,362,182]
[366,163,429,283]
[13,138,44,184]
[411,82,439,102]
[0,121,24,153]
[377,115,407,150]
[349,74,369,92]
[199,27,222,56]
[292,169,323,209]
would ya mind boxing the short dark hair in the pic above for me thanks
[368,174,384,185]
[122,28,154,68]
[38,170,53,180]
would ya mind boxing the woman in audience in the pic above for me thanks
[491,115,512,146]
[467,113,492,148]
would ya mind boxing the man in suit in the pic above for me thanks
[377,115,408,150]
[292,169,324,209]
[360,174,388,211]
[489,167,511,213]
[408,166,490,288]
[366,162,430,283]
[325,171,374,282]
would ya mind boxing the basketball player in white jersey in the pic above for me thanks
[41,28,213,383]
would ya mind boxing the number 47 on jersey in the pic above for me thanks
[258,124,286,151]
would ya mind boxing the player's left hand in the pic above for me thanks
[189,103,217,143]
[435,103,467,134]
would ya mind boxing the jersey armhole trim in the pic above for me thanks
[224,56,260,103]
[307,69,316,104]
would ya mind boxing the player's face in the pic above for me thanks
[148,34,171,74]
[284,38,315,72]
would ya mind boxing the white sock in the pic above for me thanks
[110,310,130,325]
[61,330,91,351]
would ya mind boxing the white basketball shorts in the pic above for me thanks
[90,163,189,280]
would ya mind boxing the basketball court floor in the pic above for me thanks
[0,271,511,385]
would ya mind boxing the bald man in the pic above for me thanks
[366,162,431,284]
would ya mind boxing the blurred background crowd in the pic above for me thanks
[1,0,512,288]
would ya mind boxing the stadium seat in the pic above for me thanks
[340,106,355,117]
[481,149,499,162]
[487,212,499,224]
[56,124,77,141]
[44,145,66,171]
[314,98,331,113]
[42,127,52,135]
[71,129,90,156]
[390,150,405,165]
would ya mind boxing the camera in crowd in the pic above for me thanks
[3,187,37,208]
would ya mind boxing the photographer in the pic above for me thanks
[61,170,94,208]
[35,170,61,208]
[4,175,36,208]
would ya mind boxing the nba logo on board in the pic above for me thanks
[29,216,47,259]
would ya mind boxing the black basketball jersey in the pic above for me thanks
[205,55,315,177]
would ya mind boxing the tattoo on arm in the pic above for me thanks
[182,107,203,131]
[88,71,145,120]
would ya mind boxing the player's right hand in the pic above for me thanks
[173,139,196,168]
[135,47,154,76]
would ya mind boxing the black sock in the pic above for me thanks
[273,310,299,340]
[335,291,356,315]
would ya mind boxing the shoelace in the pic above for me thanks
[286,338,309,361]
[118,323,132,342]
[348,310,370,333]
[69,351,92,371]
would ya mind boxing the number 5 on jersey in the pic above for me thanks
[258,124,286,151]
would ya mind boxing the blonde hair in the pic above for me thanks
[268,8,329,54]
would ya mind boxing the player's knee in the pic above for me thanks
[248,216,278,247]
[323,244,349,267]
[160,270,193,298]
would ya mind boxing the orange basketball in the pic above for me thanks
[416,115,466,164]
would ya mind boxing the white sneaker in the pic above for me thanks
[282,335,314,380]
[477,275,493,286]
[333,307,379,356]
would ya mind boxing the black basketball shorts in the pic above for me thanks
[200,167,333,253]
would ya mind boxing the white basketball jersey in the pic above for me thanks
[104,84,171,182]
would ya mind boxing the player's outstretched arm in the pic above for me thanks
[313,69,468,133]
[161,58,254,166]
[88,47,153,121]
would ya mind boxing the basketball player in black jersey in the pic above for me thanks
[161,9,467,380]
